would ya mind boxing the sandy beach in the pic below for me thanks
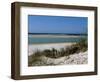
[28,42,75,56]
[29,35,82,38]
[28,39,88,66]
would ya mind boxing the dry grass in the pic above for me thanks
[28,38,87,66]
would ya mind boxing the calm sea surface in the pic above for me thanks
[28,35,87,44]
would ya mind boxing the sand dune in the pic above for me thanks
[28,43,75,56]
[30,51,88,66]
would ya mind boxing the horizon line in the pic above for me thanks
[28,33,87,35]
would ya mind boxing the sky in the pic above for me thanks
[28,15,88,34]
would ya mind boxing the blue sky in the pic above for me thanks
[28,15,88,34]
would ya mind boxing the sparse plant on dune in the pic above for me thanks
[28,38,87,66]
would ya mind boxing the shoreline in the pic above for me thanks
[29,42,76,45]
[28,42,75,56]
[28,35,85,38]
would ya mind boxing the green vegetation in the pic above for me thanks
[28,38,87,66]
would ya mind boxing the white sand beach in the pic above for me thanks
[29,35,82,38]
[28,42,88,65]
[28,43,75,56]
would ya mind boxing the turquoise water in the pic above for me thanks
[28,35,87,44]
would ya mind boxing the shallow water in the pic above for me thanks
[28,35,87,44]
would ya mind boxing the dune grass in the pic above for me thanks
[28,38,87,66]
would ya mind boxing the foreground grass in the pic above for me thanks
[28,38,87,66]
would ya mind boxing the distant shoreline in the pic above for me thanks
[28,34,86,38]
[28,33,87,36]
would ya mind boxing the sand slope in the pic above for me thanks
[30,51,88,66]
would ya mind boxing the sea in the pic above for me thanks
[28,34,87,44]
